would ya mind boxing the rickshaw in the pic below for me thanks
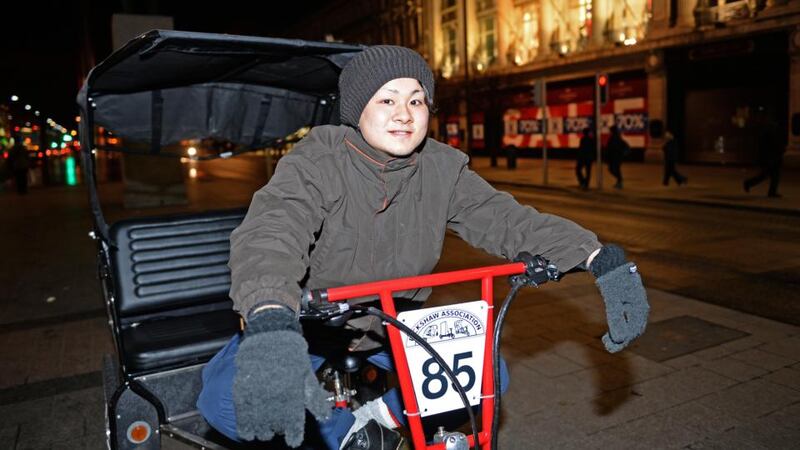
[78,30,557,450]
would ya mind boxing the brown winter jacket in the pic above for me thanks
[229,124,601,349]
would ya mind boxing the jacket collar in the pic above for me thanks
[344,127,419,173]
[343,126,420,212]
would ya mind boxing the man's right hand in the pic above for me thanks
[233,305,332,447]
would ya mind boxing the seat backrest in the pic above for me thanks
[109,209,246,320]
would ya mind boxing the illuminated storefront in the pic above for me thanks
[291,0,800,163]
[421,0,800,163]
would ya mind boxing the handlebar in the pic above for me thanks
[299,255,560,319]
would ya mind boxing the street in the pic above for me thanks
[4,1,800,447]
[0,165,799,448]
[497,183,800,327]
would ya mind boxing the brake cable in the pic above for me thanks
[491,253,559,450]
[490,282,523,450]
[352,306,480,450]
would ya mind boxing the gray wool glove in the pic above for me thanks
[590,245,650,353]
[233,305,332,447]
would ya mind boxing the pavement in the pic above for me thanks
[468,156,800,448]
[0,158,799,449]
[430,235,800,449]
[469,156,800,216]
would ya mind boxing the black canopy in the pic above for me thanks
[77,30,364,155]
[77,30,364,241]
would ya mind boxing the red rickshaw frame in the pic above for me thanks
[320,262,527,450]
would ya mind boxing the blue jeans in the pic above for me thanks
[197,333,509,449]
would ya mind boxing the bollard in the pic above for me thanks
[506,145,518,170]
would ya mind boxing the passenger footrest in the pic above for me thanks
[164,414,323,449]
[162,416,233,450]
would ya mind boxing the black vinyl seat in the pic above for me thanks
[108,209,246,375]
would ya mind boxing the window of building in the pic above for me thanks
[555,0,592,50]
[606,0,651,46]
[546,0,591,55]
[578,0,592,42]
[476,0,494,14]
[442,0,458,22]
[441,0,459,78]
[475,0,497,71]
[567,0,593,50]
[512,2,540,65]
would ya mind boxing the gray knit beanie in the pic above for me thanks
[339,45,435,127]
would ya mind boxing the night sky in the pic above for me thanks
[1,0,334,127]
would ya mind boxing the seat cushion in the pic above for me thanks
[122,309,241,374]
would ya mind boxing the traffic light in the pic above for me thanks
[596,73,609,105]
[531,78,545,107]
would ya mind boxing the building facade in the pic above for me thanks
[293,0,800,165]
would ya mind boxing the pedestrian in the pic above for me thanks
[605,125,629,189]
[662,129,687,186]
[576,127,594,189]
[744,107,785,198]
[7,136,30,195]
[197,45,649,450]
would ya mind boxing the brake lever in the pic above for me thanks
[511,252,560,287]
[299,300,351,320]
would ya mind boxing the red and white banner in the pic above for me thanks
[502,97,648,149]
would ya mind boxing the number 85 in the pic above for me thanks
[421,351,475,400]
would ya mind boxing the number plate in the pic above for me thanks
[397,301,488,417]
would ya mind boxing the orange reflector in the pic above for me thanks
[364,366,378,384]
[127,421,151,444]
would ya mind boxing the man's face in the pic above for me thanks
[358,78,429,157]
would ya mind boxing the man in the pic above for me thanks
[605,125,629,189]
[744,107,784,198]
[662,130,687,186]
[198,45,649,449]
[576,127,594,189]
[8,136,30,195]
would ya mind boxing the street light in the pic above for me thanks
[10,95,19,102]
[24,104,31,111]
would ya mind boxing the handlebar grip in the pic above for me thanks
[299,287,344,321]
[300,287,329,310]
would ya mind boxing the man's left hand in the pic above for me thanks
[590,244,650,353]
